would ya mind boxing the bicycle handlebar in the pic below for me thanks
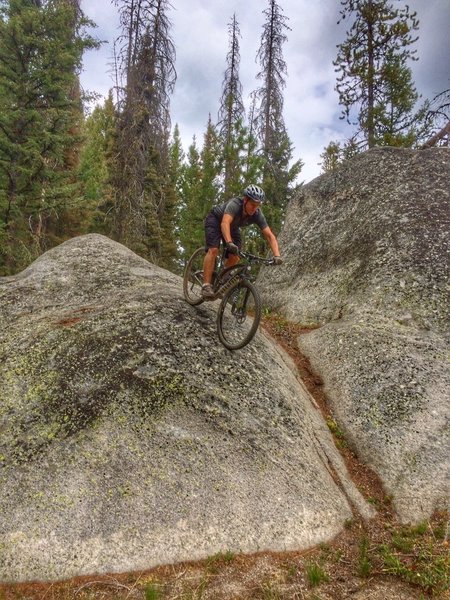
[237,249,278,265]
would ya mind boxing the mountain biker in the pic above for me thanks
[201,184,283,299]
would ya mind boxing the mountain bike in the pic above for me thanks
[183,245,277,350]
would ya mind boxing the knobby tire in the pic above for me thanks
[217,280,262,350]
[183,247,205,306]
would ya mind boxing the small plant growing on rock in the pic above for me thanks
[326,416,347,447]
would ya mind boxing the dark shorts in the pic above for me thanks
[204,212,241,249]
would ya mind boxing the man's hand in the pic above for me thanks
[226,242,239,255]
[273,256,283,265]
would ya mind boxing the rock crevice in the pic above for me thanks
[258,147,450,523]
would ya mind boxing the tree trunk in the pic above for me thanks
[367,0,375,147]
[420,120,450,148]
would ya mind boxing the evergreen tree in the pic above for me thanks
[0,0,98,274]
[320,141,342,173]
[220,119,262,201]
[143,145,178,270]
[78,92,117,233]
[320,136,359,172]
[200,116,221,212]
[168,124,185,269]
[169,124,185,199]
[177,137,202,263]
[177,119,222,263]
[257,130,302,239]
[112,0,177,267]
[244,99,265,188]
[251,0,302,240]
[334,0,427,149]
[217,14,245,197]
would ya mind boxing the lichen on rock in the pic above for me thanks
[0,234,372,583]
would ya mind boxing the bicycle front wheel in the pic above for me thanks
[183,247,206,305]
[217,280,262,350]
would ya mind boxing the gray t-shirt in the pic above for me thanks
[210,197,268,231]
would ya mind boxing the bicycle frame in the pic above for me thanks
[211,247,272,300]
[183,244,277,349]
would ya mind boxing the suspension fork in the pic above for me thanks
[231,277,251,314]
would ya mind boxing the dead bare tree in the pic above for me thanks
[421,88,450,147]
[421,120,450,148]
[252,0,289,160]
[111,0,177,263]
[250,0,301,235]
[217,14,245,196]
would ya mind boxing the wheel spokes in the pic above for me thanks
[183,248,206,305]
[218,283,258,349]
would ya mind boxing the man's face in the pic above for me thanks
[244,198,260,215]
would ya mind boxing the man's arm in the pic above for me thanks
[262,226,281,257]
[221,214,234,243]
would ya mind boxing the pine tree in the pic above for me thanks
[178,137,202,263]
[0,0,98,274]
[177,118,222,263]
[217,14,245,197]
[244,99,265,188]
[320,141,342,173]
[78,92,117,233]
[200,116,221,213]
[251,0,302,239]
[220,119,262,200]
[168,124,185,270]
[143,145,178,270]
[112,0,177,266]
[334,0,427,149]
[169,124,185,198]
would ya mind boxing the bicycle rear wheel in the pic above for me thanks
[183,247,206,305]
[217,280,262,350]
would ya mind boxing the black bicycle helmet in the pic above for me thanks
[243,184,265,203]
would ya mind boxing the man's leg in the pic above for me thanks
[202,213,222,298]
[203,247,218,285]
[224,254,240,269]
[201,248,218,299]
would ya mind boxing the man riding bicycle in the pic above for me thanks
[201,184,283,299]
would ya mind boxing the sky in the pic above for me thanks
[79,0,450,185]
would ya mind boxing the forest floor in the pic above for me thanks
[0,313,448,600]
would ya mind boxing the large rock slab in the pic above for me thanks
[0,234,372,583]
[258,147,450,523]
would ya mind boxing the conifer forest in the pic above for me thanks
[0,0,448,276]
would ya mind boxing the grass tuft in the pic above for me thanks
[377,515,450,595]
[358,535,372,578]
[326,416,348,447]
[144,583,163,600]
[260,582,283,599]
[306,561,329,587]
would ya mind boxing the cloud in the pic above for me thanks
[410,0,450,97]
[80,0,450,184]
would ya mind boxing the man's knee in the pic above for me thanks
[207,247,219,258]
